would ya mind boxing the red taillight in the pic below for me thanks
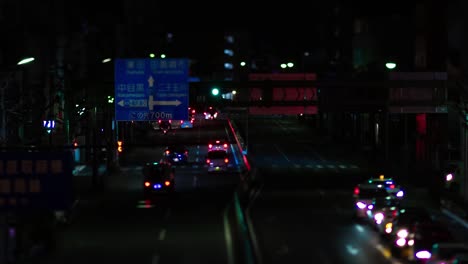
[208,144,212,149]
[224,158,229,163]
[168,120,172,123]
[206,159,210,163]
[354,187,359,195]
[216,140,220,143]
[223,143,228,148]
[392,210,397,217]
[165,150,170,155]
[192,110,195,114]
[390,184,395,189]
[158,120,161,123]
[164,181,170,186]
[144,182,150,187]
[180,120,184,124]
[190,119,193,123]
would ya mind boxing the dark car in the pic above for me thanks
[142,161,175,198]
[393,221,454,262]
[163,145,189,164]
[158,120,172,131]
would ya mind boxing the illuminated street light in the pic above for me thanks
[161,54,166,59]
[102,58,112,63]
[17,57,35,65]
[149,53,155,58]
[287,62,294,68]
[385,62,397,70]
[232,90,237,95]
[280,63,287,69]
[240,61,246,67]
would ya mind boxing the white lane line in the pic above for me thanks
[245,183,265,264]
[223,203,235,264]
[158,229,166,241]
[164,209,171,220]
[152,254,160,264]
[193,175,198,188]
[274,144,290,163]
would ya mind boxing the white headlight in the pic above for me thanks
[397,229,408,238]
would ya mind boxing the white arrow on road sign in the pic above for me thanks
[148,76,154,87]
[118,100,125,107]
[148,95,182,110]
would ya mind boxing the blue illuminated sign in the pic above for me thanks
[114,58,189,121]
[0,151,74,211]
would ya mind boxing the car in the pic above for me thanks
[388,206,434,236]
[367,174,405,198]
[206,150,229,172]
[158,120,172,132]
[142,161,175,197]
[163,145,189,165]
[393,221,454,262]
[208,139,229,152]
[366,196,400,233]
[451,253,468,264]
[427,243,468,264]
[179,107,196,129]
[204,106,218,120]
[353,183,390,219]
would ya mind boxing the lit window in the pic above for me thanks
[224,49,234,56]
[226,35,234,43]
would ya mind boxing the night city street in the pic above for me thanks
[1,1,468,264]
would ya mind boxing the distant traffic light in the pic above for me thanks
[117,140,123,153]
[73,141,78,149]
[211,87,220,96]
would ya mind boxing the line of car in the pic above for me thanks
[353,175,468,263]
[142,139,232,199]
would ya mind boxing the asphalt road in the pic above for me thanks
[33,119,244,264]
[28,116,468,264]
[236,117,468,264]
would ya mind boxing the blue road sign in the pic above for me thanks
[114,58,189,121]
[0,151,74,211]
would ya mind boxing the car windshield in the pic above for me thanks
[143,165,168,179]
[358,188,389,199]
[207,151,227,159]
[167,146,186,153]
[397,208,432,224]
[373,197,399,208]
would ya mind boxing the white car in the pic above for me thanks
[366,196,400,233]
[353,183,390,219]
[367,175,404,198]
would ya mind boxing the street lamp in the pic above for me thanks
[1,57,35,145]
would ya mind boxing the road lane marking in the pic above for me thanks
[158,229,166,241]
[346,244,359,255]
[193,175,198,188]
[246,184,264,264]
[274,144,290,162]
[164,209,171,220]
[355,224,364,233]
[151,254,160,264]
[223,203,235,264]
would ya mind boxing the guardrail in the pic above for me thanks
[224,118,260,264]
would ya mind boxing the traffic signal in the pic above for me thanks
[117,140,123,153]
[211,87,220,96]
